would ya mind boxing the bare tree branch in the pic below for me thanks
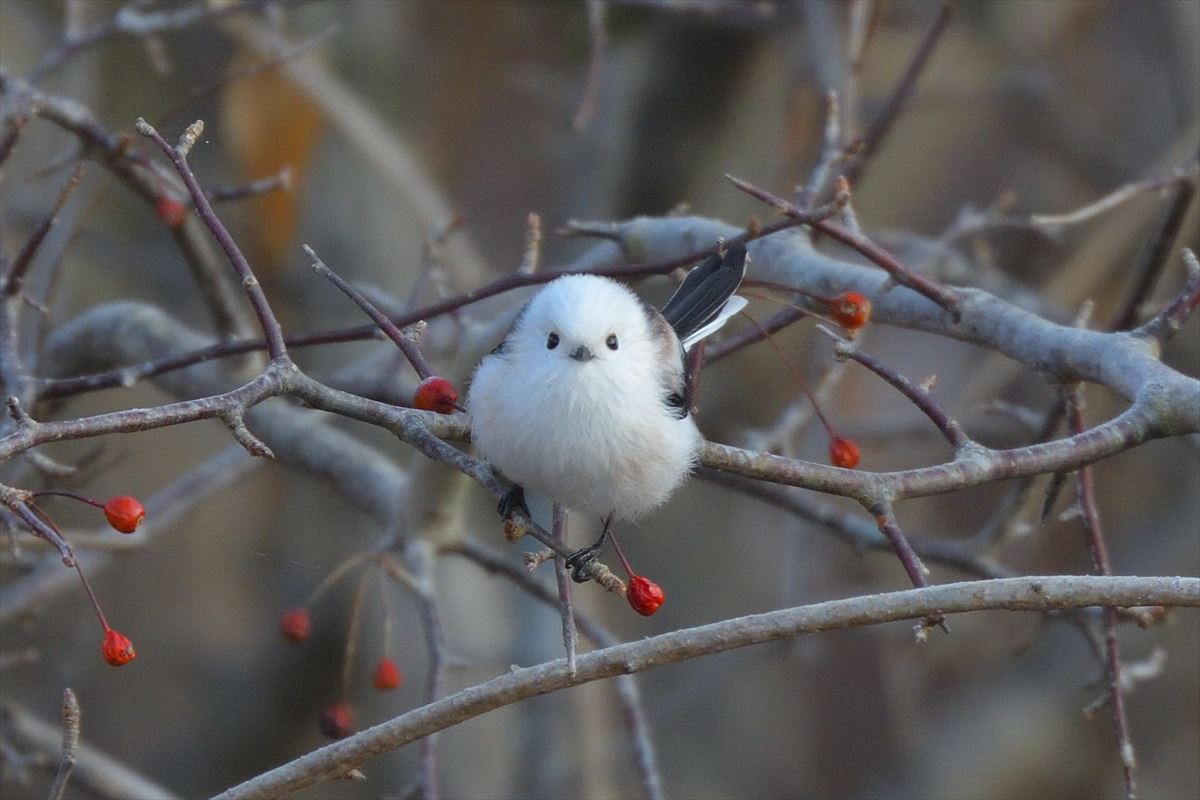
[212,576,1199,800]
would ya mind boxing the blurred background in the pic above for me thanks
[1,1,1197,798]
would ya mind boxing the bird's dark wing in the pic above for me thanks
[660,242,748,346]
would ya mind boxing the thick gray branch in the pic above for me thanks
[213,575,1199,800]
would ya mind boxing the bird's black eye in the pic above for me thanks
[546,332,560,350]
[606,334,619,351]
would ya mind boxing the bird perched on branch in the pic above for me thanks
[468,242,748,578]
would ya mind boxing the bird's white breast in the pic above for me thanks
[469,351,700,520]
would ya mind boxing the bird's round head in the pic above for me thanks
[507,275,672,382]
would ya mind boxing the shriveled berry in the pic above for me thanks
[155,195,188,228]
[828,436,861,469]
[627,575,665,617]
[280,607,311,644]
[372,657,403,691]
[319,703,353,740]
[829,291,871,330]
[412,376,459,414]
[104,496,145,534]
[101,628,136,666]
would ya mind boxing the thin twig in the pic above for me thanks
[1,163,86,298]
[135,118,289,360]
[840,2,954,191]
[869,502,945,631]
[305,245,435,380]
[1111,179,1196,330]
[817,325,972,452]
[46,688,81,800]
[1065,386,1136,799]
[1133,248,1200,343]
[551,503,579,675]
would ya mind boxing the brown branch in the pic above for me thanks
[135,118,289,360]
[212,576,1200,800]
[305,245,435,380]
[1,163,86,298]
[1133,248,1200,344]
[840,2,954,191]
[1111,178,1197,330]
[818,325,972,452]
[1065,386,1136,799]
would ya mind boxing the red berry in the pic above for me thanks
[319,703,353,740]
[828,436,861,469]
[280,607,311,644]
[155,195,188,228]
[101,628,136,666]
[412,376,459,414]
[372,657,403,691]
[829,291,871,330]
[104,496,145,534]
[627,575,665,617]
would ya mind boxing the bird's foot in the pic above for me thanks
[565,522,611,583]
[497,485,530,520]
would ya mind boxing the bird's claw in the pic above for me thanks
[498,485,530,520]
[565,544,602,583]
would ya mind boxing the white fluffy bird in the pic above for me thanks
[468,243,748,574]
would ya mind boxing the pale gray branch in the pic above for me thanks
[213,575,1199,800]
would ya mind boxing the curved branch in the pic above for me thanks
[212,575,1199,800]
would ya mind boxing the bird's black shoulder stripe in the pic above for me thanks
[490,299,533,356]
[660,242,747,343]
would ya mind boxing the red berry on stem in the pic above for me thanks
[412,376,459,414]
[155,195,187,228]
[101,628,136,666]
[280,607,311,644]
[372,657,403,691]
[829,436,861,469]
[319,703,354,740]
[830,291,871,330]
[103,496,145,533]
[627,575,665,617]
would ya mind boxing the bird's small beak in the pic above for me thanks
[569,345,595,362]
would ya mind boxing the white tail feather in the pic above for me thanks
[681,295,747,351]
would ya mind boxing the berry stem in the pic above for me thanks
[73,561,111,632]
[608,529,637,579]
[303,552,374,609]
[30,490,105,510]
[340,567,373,697]
[737,309,837,438]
